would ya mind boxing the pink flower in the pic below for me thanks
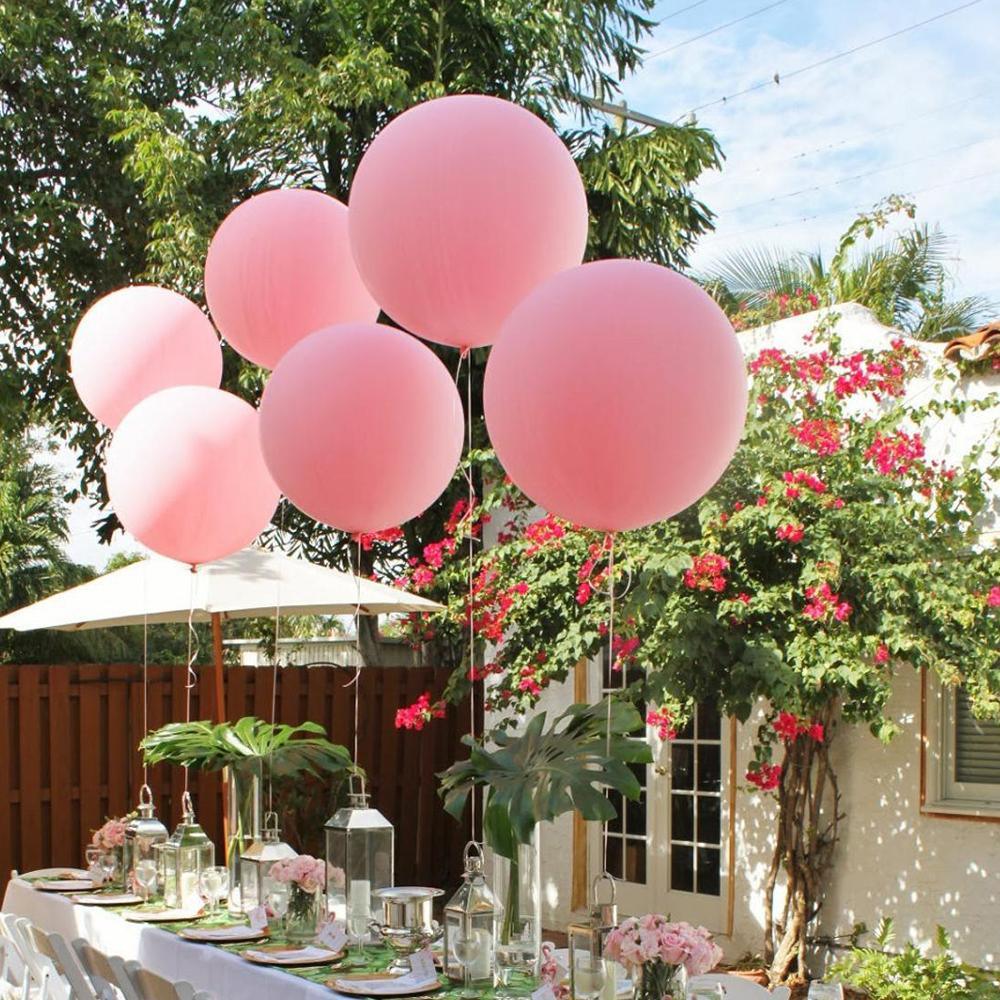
[576,582,592,605]
[747,763,782,791]
[874,643,890,664]
[776,523,805,544]
[987,586,1000,608]
[808,723,825,742]
[683,553,729,592]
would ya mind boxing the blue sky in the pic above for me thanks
[619,0,999,300]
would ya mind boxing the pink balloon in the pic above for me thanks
[259,323,464,533]
[106,387,280,565]
[348,95,588,350]
[484,260,748,532]
[70,286,223,429]
[204,189,379,369]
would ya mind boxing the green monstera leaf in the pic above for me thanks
[141,716,355,779]
[438,699,651,859]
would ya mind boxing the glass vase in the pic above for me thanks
[226,758,263,915]
[633,960,685,1000]
[491,828,542,992]
[284,884,323,943]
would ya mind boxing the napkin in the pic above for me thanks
[340,950,439,994]
[246,945,338,963]
[188,926,263,941]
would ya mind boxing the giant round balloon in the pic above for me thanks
[106,387,280,565]
[204,189,379,369]
[348,95,588,350]
[259,323,464,533]
[484,260,748,532]
[70,286,223,429]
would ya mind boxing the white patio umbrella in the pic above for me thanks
[0,547,441,720]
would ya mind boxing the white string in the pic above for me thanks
[603,533,616,877]
[343,537,364,790]
[269,508,284,815]
[142,561,149,787]
[184,568,199,794]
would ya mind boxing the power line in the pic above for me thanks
[660,0,712,20]
[647,0,791,58]
[705,164,1000,243]
[674,0,986,121]
[716,134,1000,214]
[698,87,993,186]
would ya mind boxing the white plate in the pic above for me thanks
[70,892,143,906]
[331,974,442,996]
[124,907,204,923]
[179,926,268,944]
[243,944,344,967]
[21,868,88,880]
[35,879,94,893]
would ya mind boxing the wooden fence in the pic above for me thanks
[0,662,477,897]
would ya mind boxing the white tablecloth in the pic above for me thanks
[1,878,331,999]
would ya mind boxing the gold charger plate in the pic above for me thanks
[35,879,94,893]
[243,944,345,967]
[329,973,443,997]
[124,906,205,923]
[70,892,143,906]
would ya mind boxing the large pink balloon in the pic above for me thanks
[106,387,280,565]
[204,189,379,369]
[484,260,748,532]
[259,324,464,533]
[70,286,223,429]
[348,95,588,350]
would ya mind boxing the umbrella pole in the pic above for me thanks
[211,612,230,848]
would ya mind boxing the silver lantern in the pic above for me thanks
[239,811,297,912]
[162,791,215,909]
[123,784,168,889]
[443,842,500,991]
[324,778,394,922]
[568,874,619,1000]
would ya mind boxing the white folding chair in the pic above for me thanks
[36,933,99,1000]
[106,959,202,1000]
[0,935,29,1000]
[0,916,67,1000]
[70,940,120,1000]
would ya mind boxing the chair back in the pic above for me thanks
[71,939,119,999]
[41,933,99,1000]
[120,960,200,1000]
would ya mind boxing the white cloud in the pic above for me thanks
[619,0,1000,301]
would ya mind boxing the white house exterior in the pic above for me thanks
[485,304,1000,972]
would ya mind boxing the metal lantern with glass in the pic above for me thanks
[122,784,168,893]
[324,777,394,926]
[568,875,618,1000]
[162,791,215,909]
[444,842,500,995]
[239,810,297,913]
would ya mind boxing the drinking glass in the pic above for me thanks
[267,884,289,928]
[453,926,485,999]
[572,955,607,1000]
[348,906,369,962]
[84,846,103,885]
[134,860,158,902]
[496,920,537,996]
[98,852,119,887]
[198,866,228,916]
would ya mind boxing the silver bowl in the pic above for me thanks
[370,886,443,973]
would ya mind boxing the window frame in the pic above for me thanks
[921,670,1000,820]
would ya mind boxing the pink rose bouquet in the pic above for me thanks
[270,854,328,894]
[91,817,127,851]
[269,854,328,942]
[604,915,722,1000]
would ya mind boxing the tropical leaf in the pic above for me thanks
[140,716,356,778]
[437,699,651,858]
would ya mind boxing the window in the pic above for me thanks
[942,686,1000,805]
[600,648,647,884]
[668,704,723,897]
[925,674,1000,816]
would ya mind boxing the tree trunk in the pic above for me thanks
[764,704,843,983]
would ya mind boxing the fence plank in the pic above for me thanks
[78,669,103,854]
[17,668,44,872]
[0,667,11,871]
[48,668,73,866]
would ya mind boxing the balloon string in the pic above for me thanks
[142,561,149,788]
[344,538,363,788]
[603,532,616,877]
[269,500,285,816]
[454,349,478,843]
[184,568,199,794]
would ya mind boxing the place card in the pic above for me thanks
[532,985,557,1000]
[318,919,349,952]
[404,949,436,982]
[248,905,269,931]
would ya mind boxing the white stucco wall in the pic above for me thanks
[484,304,999,970]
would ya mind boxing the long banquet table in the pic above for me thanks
[3,877,342,999]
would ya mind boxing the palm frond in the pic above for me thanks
[698,245,815,306]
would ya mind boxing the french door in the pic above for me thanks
[588,654,730,931]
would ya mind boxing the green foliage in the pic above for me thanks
[829,918,1000,999]
[0,0,720,605]
[140,716,355,778]
[438,699,651,858]
[702,197,995,340]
